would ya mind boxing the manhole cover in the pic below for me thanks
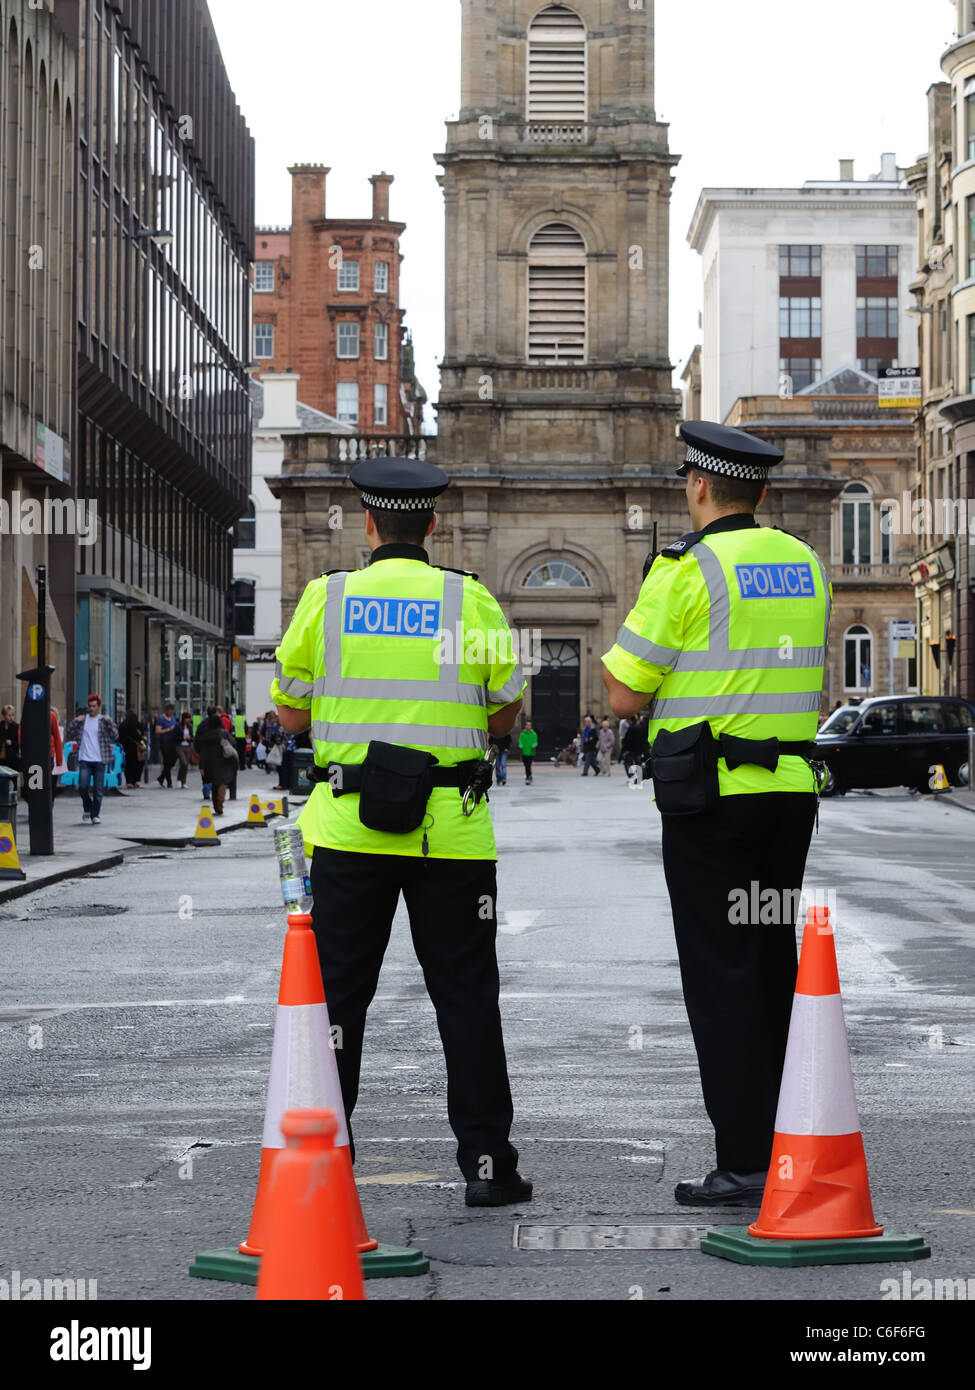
[513,1224,708,1251]
[24,904,129,919]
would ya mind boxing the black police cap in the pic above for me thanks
[349,457,449,511]
[677,421,784,481]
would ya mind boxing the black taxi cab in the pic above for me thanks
[815,696,975,795]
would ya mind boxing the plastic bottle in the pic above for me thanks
[273,822,313,913]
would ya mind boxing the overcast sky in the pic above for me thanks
[207,0,954,427]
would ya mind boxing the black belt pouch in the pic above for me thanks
[358,741,437,834]
[650,722,720,816]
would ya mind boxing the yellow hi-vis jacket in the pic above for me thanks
[271,553,526,859]
[602,518,831,796]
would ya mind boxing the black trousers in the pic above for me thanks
[309,848,517,1181]
[521,755,533,780]
[660,793,818,1173]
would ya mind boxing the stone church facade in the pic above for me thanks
[272,1,840,751]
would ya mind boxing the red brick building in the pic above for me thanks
[252,165,423,434]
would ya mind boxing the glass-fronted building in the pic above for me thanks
[72,0,254,720]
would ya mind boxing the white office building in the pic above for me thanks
[233,373,351,721]
[687,156,918,423]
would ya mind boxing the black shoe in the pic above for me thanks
[465,1172,533,1208]
[674,1169,767,1207]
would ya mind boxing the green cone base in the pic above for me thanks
[701,1226,932,1267]
[189,1242,429,1285]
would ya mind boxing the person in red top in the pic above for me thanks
[49,709,64,768]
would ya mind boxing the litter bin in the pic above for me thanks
[290,748,315,797]
[0,765,20,844]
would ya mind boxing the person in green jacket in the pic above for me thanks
[518,720,538,784]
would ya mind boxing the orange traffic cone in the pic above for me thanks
[748,905,882,1241]
[255,1109,365,1301]
[239,912,378,1259]
[701,906,931,1266]
[188,914,429,1286]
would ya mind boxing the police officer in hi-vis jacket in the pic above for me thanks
[602,421,831,1208]
[271,458,532,1208]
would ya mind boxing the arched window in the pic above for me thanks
[527,5,587,124]
[840,482,873,566]
[523,558,591,588]
[528,223,587,364]
[844,624,873,692]
[235,497,256,549]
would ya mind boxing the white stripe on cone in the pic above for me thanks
[774,993,862,1137]
[261,1003,350,1150]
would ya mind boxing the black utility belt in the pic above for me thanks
[644,724,816,817]
[309,742,490,835]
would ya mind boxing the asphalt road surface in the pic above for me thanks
[0,767,972,1304]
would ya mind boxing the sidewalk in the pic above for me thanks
[1,768,306,902]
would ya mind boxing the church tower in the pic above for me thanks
[435,1,682,746]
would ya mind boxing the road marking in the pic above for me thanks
[934,1209,975,1215]
[498,910,546,936]
[355,1171,441,1185]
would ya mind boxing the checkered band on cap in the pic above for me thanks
[683,444,771,480]
[359,490,438,511]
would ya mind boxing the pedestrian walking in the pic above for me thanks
[272,456,531,1208]
[597,718,615,776]
[518,720,538,784]
[154,704,179,787]
[276,731,296,792]
[0,704,20,771]
[490,732,511,785]
[602,420,829,1208]
[620,713,649,780]
[51,708,67,794]
[174,711,195,788]
[580,714,599,776]
[64,695,119,825]
[118,710,146,789]
[193,712,238,815]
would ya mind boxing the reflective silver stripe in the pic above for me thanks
[439,572,465,683]
[487,668,526,705]
[614,625,681,667]
[650,692,824,719]
[693,543,731,656]
[276,668,315,698]
[313,675,486,706]
[675,646,826,672]
[321,572,349,699]
[313,721,488,750]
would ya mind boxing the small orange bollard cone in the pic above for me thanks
[255,1109,365,1301]
[239,912,378,1259]
[245,798,267,827]
[701,905,931,1266]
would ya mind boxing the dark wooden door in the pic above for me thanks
[530,639,580,755]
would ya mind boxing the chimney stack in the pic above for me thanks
[369,172,394,222]
[879,152,898,182]
[839,158,854,181]
[289,163,330,222]
[259,372,301,430]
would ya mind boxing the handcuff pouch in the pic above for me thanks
[358,741,437,833]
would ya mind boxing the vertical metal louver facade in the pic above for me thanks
[527,223,587,364]
[526,4,587,123]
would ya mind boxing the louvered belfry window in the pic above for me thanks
[527,5,587,123]
[528,223,587,364]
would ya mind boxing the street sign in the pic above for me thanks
[888,620,916,640]
[879,367,921,409]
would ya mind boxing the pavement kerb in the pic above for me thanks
[0,852,126,904]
